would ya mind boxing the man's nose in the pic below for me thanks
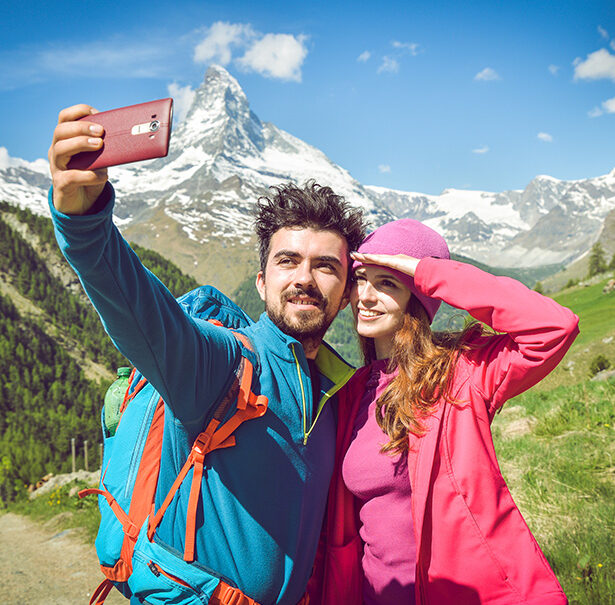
[293,261,316,288]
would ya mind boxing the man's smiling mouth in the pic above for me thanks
[288,296,320,306]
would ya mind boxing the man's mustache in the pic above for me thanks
[282,287,324,306]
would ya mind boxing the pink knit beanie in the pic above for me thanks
[353,219,450,323]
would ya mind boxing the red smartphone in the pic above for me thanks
[67,98,173,170]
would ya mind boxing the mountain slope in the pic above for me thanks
[0,204,197,503]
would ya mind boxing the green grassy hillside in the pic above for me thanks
[534,277,615,391]
[490,275,615,603]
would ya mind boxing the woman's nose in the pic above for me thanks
[358,281,377,302]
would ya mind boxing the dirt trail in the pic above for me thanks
[0,512,126,604]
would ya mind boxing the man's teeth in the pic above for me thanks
[293,299,316,305]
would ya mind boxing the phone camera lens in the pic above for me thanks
[149,120,160,132]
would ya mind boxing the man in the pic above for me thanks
[48,104,366,605]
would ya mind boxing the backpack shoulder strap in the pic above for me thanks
[147,328,268,563]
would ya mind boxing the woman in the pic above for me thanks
[309,219,578,604]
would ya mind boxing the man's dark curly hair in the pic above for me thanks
[254,180,367,273]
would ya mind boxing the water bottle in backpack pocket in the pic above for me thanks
[103,367,131,437]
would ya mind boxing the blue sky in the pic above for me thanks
[1,0,614,194]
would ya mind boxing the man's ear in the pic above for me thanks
[256,271,266,302]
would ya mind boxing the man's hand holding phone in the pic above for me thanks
[49,98,173,215]
[49,104,109,216]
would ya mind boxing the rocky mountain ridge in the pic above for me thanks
[1,65,614,291]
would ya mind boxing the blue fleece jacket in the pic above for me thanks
[49,184,355,605]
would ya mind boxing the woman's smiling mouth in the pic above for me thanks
[357,307,383,319]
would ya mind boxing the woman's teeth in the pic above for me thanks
[359,309,381,317]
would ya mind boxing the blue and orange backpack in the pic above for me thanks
[79,286,269,605]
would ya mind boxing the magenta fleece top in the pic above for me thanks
[342,360,417,604]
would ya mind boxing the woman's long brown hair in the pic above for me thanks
[360,296,481,456]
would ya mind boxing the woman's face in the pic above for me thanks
[350,265,412,360]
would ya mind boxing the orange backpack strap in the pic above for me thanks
[148,331,268,562]
[119,368,148,414]
[88,578,114,605]
[209,579,261,605]
[208,581,309,605]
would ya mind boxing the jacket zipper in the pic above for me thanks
[302,379,349,443]
[291,344,310,445]
[147,561,194,591]
[291,345,354,445]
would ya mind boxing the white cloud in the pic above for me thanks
[237,33,308,82]
[588,106,603,118]
[378,164,391,173]
[167,82,196,122]
[377,56,399,74]
[537,132,553,142]
[602,96,615,113]
[472,146,489,154]
[391,41,420,56]
[0,37,175,90]
[0,146,47,172]
[598,26,609,40]
[574,49,615,81]
[194,22,254,65]
[357,50,371,62]
[0,147,17,170]
[611,40,615,52]
[193,22,308,82]
[474,67,500,81]
[548,64,560,75]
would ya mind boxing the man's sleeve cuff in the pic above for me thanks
[48,181,115,222]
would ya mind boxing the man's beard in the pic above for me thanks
[266,286,337,349]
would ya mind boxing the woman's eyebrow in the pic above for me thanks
[375,272,401,281]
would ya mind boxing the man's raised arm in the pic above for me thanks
[48,104,240,429]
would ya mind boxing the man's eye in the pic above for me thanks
[381,280,397,288]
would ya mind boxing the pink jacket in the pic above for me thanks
[309,258,579,605]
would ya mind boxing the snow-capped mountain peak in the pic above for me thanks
[173,65,264,155]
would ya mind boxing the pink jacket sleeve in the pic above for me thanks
[413,257,579,415]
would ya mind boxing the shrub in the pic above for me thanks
[588,354,611,377]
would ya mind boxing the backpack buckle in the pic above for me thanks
[191,427,215,463]
[216,583,253,605]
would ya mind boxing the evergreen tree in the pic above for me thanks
[0,203,218,504]
[588,242,607,277]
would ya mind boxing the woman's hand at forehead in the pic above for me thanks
[350,252,420,277]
